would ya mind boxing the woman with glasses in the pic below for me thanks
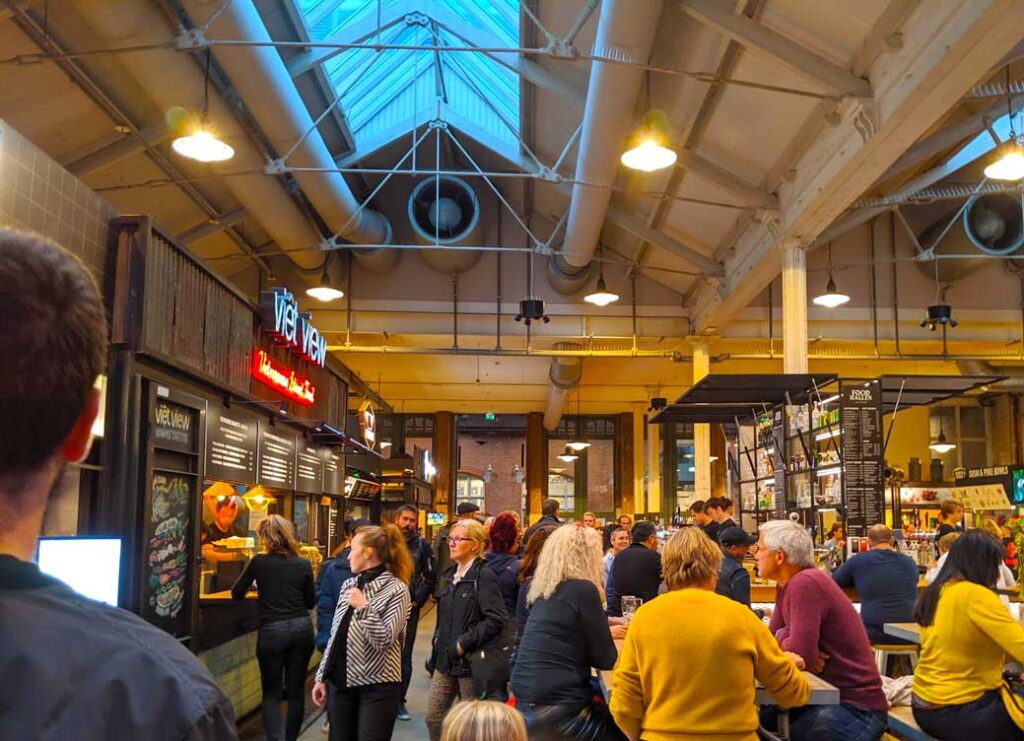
[425,518,508,741]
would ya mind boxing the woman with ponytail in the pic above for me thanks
[312,523,412,741]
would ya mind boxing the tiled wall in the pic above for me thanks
[199,632,263,719]
[0,119,117,287]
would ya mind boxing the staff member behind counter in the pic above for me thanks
[201,493,249,563]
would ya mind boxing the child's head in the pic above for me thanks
[440,700,526,741]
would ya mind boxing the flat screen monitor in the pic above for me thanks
[1013,469,1024,504]
[36,537,121,607]
[426,512,445,526]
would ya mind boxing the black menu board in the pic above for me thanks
[259,425,296,489]
[205,406,257,484]
[153,400,196,453]
[323,449,343,495]
[771,407,787,518]
[296,444,324,494]
[840,380,884,537]
[141,472,193,637]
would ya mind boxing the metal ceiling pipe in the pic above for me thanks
[68,0,325,272]
[956,359,1024,389]
[182,0,397,273]
[543,342,584,432]
[547,0,664,295]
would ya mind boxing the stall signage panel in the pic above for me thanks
[205,406,257,485]
[259,288,326,367]
[251,349,316,405]
[152,400,196,453]
[956,465,1011,482]
[323,449,343,495]
[840,380,884,537]
[141,473,193,637]
[771,407,786,519]
[296,444,324,494]
[359,401,377,449]
[259,424,296,489]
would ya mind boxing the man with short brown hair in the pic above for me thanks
[0,229,236,740]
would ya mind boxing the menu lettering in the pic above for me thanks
[840,380,884,538]
[206,406,257,484]
[296,445,324,494]
[259,424,296,489]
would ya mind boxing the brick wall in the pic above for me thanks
[587,440,615,513]
[458,436,525,515]
[0,120,117,286]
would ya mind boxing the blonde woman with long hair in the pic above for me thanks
[232,514,316,741]
[441,700,527,741]
[511,525,625,740]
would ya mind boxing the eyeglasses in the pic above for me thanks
[448,537,474,545]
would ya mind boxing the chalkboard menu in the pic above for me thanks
[141,473,193,636]
[840,380,884,537]
[771,407,787,518]
[296,444,324,494]
[323,449,343,495]
[153,400,196,453]
[206,406,257,484]
[259,425,296,488]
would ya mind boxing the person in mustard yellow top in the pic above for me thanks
[610,527,809,741]
[912,530,1024,739]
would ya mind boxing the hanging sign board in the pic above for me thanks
[840,380,885,537]
[296,444,324,495]
[952,484,1012,511]
[258,424,296,489]
[251,349,316,405]
[359,400,377,450]
[205,406,258,485]
[260,288,327,367]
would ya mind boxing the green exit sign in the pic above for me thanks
[485,412,496,421]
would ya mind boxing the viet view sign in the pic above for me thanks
[260,287,327,367]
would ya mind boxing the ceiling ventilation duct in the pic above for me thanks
[408,176,483,274]
[543,343,584,432]
[913,193,1023,282]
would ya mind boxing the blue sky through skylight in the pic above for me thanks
[295,0,520,153]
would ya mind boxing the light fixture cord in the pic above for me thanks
[202,49,212,123]
[827,242,834,281]
[1008,65,1018,141]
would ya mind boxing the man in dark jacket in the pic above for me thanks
[0,231,236,740]
[608,521,663,617]
[396,504,435,720]
[432,501,480,599]
[715,526,760,613]
[314,518,371,652]
[521,498,562,554]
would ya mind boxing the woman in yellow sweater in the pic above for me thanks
[912,530,1024,739]
[610,527,809,741]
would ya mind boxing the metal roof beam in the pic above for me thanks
[677,148,777,208]
[63,122,172,176]
[287,4,409,77]
[679,0,872,98]
[177,206,248,245]
[688,0,1024,334]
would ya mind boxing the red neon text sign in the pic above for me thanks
[251,349,316,406]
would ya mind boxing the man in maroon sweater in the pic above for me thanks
[755,520,887,741]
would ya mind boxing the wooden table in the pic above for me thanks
[883,622,922,644]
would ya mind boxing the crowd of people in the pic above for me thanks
[4,232,1024,741]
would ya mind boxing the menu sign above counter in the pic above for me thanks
[840,380,884,537]
[153,400,196,453]
[323,449,343,495]
[205,406,257,485]
[259,425,296,489]
[296,444,324,494]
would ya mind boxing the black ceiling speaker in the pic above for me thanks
[921,303,957,331]
[515,298,550,325]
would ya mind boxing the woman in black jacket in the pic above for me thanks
[311,524,412,741]
[425,518,508,741]
[511,525,625,740]
[232,515,315,741]
[484,511,521,613]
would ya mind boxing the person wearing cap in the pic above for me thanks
[432,502,480,599]
[715,526,760,613]
[832,524,919,645]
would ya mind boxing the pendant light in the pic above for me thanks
[984,66,1024,182]
[621,71,677,172]
[557,446,579,463]
[306,256,344,302]
[584,240,620,306]
[567,387,591,452]
[812,243,850,308]
[929,430,956,455]
[173,51,235,163]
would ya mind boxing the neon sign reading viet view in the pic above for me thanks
[251,350,316,405]
[259,288,327,367]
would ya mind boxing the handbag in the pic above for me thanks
[999,672,1024,731]
[465,578,514,700]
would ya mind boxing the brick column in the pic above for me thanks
[616,412,635,517]
[433,411,457,516]
[526,412,547,522]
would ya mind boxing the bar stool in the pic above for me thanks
[871,643,918,676]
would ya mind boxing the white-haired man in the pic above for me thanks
[755,520,886,741]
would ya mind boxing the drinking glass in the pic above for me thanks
[622,596,642,623]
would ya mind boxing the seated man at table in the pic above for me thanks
[608,520,662,617]
[832,524,919,645]
[715,526,759,612]
[756,520,887,741]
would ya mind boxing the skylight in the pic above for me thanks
[295,0,520,153]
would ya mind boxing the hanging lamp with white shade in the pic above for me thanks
[172,51,235,163]
[584,241,620,306]
[621,71,677,173]
[984,66,1024,182]
[812,243,850,308]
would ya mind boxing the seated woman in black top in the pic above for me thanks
[232,515,315,741]
[511,525,626,740]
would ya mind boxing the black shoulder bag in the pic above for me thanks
[466,577,514,701]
